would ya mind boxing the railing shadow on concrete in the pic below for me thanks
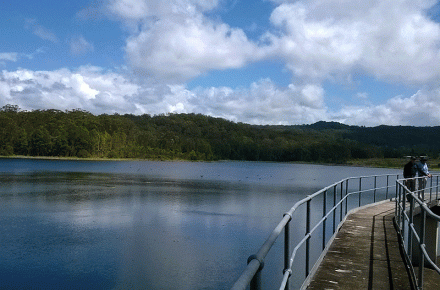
[395,175,440,290]
[231,174,400,290]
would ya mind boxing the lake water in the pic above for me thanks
[0,158,403,289]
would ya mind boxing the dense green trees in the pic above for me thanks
[0,104,438,162]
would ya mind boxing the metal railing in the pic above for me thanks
[231,174,399,290]
[395,175,440,290]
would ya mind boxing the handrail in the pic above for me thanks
[279,192,348,290]
[395,175,440,290]
[231,174,399,290]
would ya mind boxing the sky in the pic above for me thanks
[1,0,440,126]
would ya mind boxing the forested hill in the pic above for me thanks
[0,104,439,162]
[299,121,440,157]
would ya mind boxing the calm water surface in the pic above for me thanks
[0,158,401,289]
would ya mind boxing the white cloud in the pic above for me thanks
[25,19,58,43]
[105,0,265,82]
[23,48,46,60]
[0,49,45,67]
[0,67,326,124]
[266,0,440,84]
[300,84,324,108]
[125,15,262,82]
[108,0,151,20]
[69,35,94,55]
[107,0,220,20]
[4,1,440,127]
[2,66,440,126]
[0,66,139,114]
[108,0,440,88]
[0,53,18,62]
[355,92,368,100]
[189,79,327,124]
[334,89,440,126]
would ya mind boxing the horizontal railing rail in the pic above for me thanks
[231,174,400,290]
[395,175,440,290]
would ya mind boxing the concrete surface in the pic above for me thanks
[306,201,416,289]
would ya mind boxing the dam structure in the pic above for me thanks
[231,174,440,290]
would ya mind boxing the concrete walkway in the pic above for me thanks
[306,200,414,289]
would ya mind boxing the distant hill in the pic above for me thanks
[342,125,440,150]
[300,121,352,130]
[295,122,440,158]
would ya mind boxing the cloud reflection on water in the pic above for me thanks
[0,159,402,289]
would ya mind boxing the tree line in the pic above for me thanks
[0,104,438,163]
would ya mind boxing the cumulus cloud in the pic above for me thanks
[0,66,139,114]
[108,0,440,87]
[0,66,326,123]
[125,15,263,82]
[2,65,440,126]
[104,0,265,82]
[266,0,440,84]
[4,0,440,127]
[189,80,328,124]
[334,89,440,126]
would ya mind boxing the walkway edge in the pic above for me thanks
[300,199,394,290]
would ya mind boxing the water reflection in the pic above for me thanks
[0,159,403,289]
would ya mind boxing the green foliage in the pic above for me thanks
[0,104,439,162]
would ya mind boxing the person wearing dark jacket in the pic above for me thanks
[403,157,417,191]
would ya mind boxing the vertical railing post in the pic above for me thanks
[340,181,343,222]
[418,208,426,289]
[400,185,402,231]
[250,269,262,290]
[395,181,398,224]
[284,214,291,290]
[373,176,377,203]
[396,181,401,228]
[306,200,311,278]
[333,185,337,233]
[429,177,433,201]
[386,175,389,200]
[402,187,406,243]
[322,190,327,251]
[345,179,348,215]
[358,177,362,207]
[408,193,414,261]
[247,254,264,290]
[436,175,439,200]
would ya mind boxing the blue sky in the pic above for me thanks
[1,0,440,126]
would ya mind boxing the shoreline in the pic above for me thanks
[2,155,438,170]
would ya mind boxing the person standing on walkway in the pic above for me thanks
[403,156,417,191]
[416,157,432,196]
